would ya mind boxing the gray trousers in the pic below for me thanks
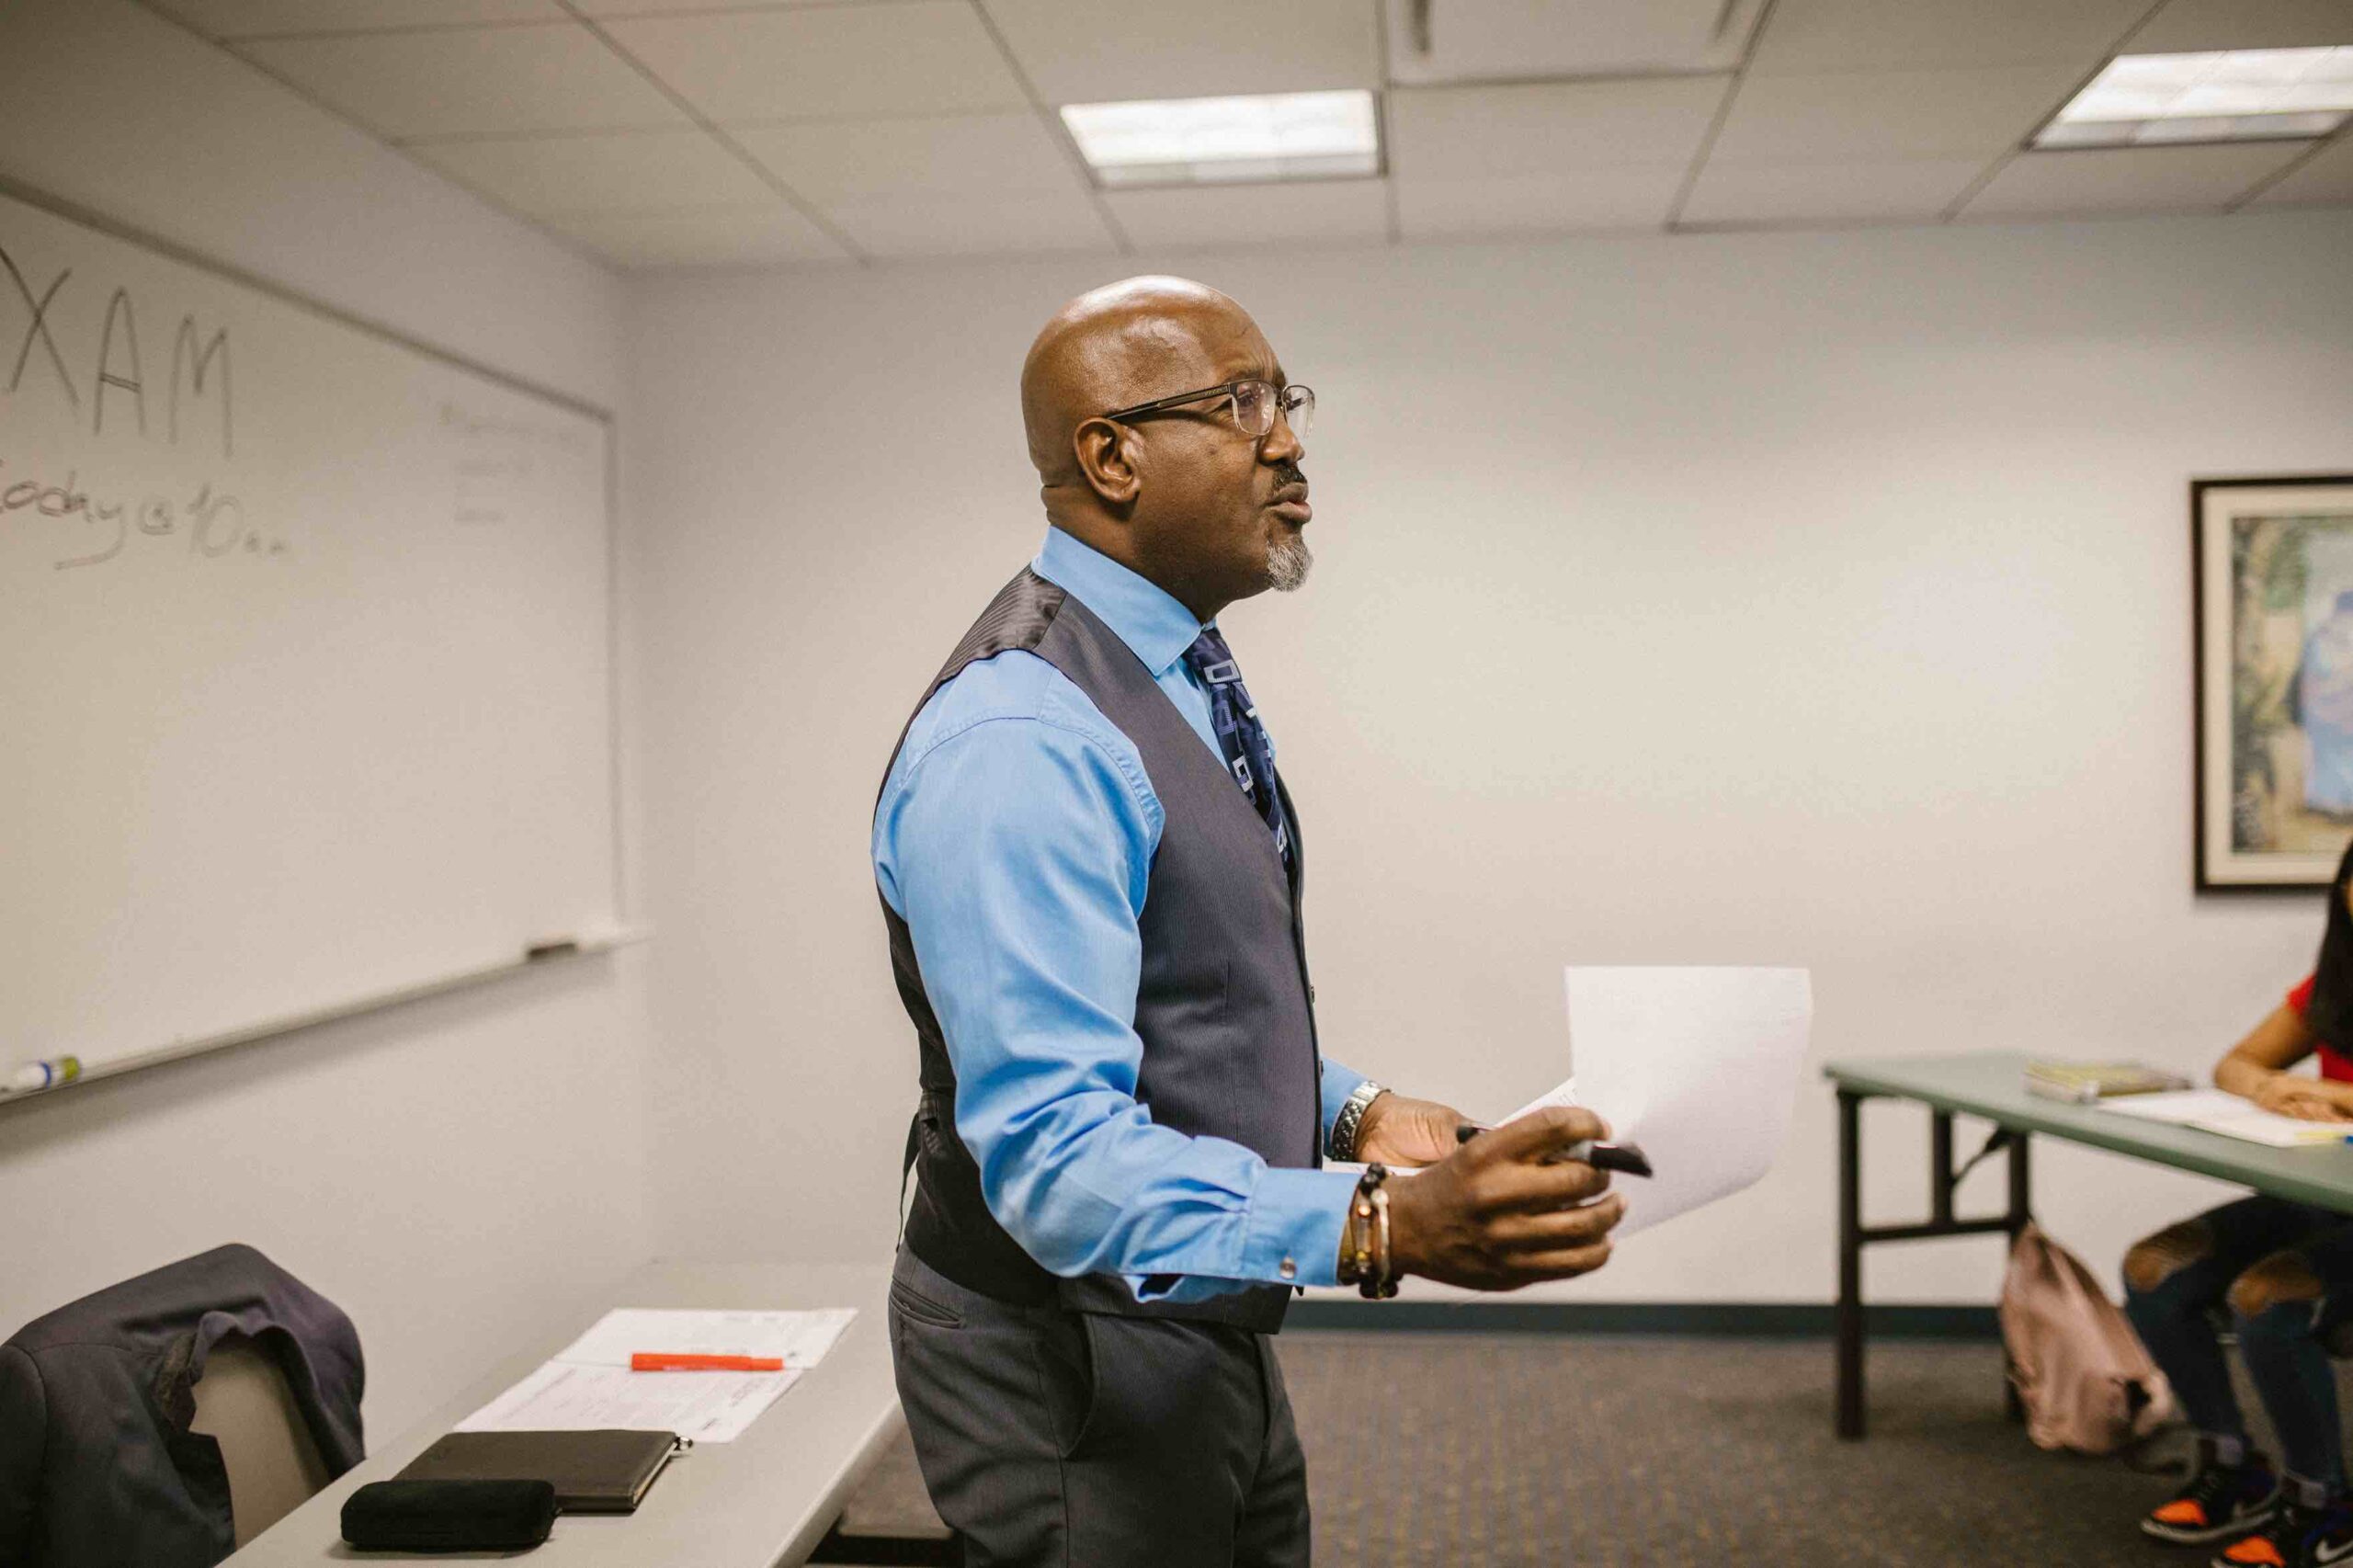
[887,1245,1311,1568]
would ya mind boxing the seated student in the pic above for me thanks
[2126,859,2353,1568]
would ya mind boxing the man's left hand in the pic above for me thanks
[1355,1092,1475,1166]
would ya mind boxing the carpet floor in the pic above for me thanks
[842,1331,2335,1565]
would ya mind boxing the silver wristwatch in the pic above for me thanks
[1329,1079,1388,1163]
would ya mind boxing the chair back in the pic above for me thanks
[188,1332,332,1546]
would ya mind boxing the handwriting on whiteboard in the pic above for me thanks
[2,234,280,572]
[4,244,233,460]
[441,402,588,526]
[1,455,282,569]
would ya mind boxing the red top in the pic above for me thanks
[2286,973,2353,1081]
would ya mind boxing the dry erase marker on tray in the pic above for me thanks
[630,1353,784,1372]
[6,1057,81,1094]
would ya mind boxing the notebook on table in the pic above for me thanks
[2023,1061,2192,1104]
[396,1429,685,1513]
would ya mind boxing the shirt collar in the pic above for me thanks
[1033,527,1208,678]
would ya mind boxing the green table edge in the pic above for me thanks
[1825,1051,2353,1215]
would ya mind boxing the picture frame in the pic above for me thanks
[2195,473,2353,892]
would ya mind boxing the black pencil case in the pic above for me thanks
[340,1477,557,1551]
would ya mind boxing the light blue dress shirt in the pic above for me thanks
[874,528,1367,1301]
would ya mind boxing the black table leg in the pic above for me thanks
[1837,1087,1865,1439]
[1829,1086,2027,1440]
[2003,1130,2032,1422]
[1930,1111,1954,1224]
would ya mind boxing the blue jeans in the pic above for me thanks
[2123,1195,2353,1489]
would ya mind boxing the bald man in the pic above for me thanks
[871,278,1620,1567]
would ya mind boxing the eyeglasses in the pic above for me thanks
[1101,379,1314,441]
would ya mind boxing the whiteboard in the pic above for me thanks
[0,183,623,1092]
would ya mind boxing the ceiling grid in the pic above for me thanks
[1663,0,1778,229]
[132,0,2353,269]
[964,0,1135,257]
[1372,0,1404,244]
[1936,0,2176,222]
[551,0,870,263]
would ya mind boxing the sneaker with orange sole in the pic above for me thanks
[2143,1458,2282,1545]
[2211,1500,2353,1568]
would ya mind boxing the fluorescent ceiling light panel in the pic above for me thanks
[1060,90,1379,187]
[2035,47,2353,148]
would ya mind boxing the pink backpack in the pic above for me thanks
[2000,1221,2176,1453]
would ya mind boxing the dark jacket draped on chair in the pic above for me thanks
[0,1243,364,1568]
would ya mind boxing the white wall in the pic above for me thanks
[0,0,650,1439]
[631,209,2353,1305]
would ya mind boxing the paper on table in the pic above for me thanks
[2191,1109,2348,1147]
[2093,1089,2247,1123]
[454,1360,798,1444]
[553,1308,856,1369]
[455,1306,856,1443]
[2093,1088,2347,1146]
[1501,968,1812,1239]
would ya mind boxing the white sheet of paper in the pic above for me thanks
[1503,1075,1576,1124]
[453,1360,799,1443]
[2093,1089,2247,1124]
[2091,1088,2347,1145]
[2186,1108,2348,1147]
[454,1306,856,1442]
[1502,967,1811,1239]
[551,1308,856,1370]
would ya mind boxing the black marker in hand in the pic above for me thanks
[1455,1120,1654,1177]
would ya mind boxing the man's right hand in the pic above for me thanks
[1381,1106,1625,1290]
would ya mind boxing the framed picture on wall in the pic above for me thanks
[2197,474,2353,891]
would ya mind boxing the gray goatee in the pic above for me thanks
[1266,531,1313,593]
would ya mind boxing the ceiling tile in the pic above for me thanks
[1679,158,1987,223]
[1748,0,2152,74]
[1960,140,2313,217]
[822,188,1118,258]
[1393,165,1685,237]
[407,128,775,217]
[1387,78,1731,179]
[2125,0,2353,54]
[233,24,688,138]
[2246,135,2353,205]
[733,113,1081,204]
[1106,178,1390,250]
[545,203,851,268]
[1710,65,2086,162]
[601,5,1029,123]
[982,0,1379,104]
[1384,0,1763,84]
[145,0,561,37]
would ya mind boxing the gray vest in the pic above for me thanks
[880,568,1324,1333]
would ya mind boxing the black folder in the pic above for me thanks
[396,1429,685,1513]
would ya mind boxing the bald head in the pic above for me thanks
[1015,275,1310,620]
[1019,276,1253,486]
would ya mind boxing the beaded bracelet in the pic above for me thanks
[1343,1164,1400,1300]
[1340,1179,1375,1287]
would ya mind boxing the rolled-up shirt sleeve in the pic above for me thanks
[876,682,1355,1301]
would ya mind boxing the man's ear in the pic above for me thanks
[1073,417,1142,508]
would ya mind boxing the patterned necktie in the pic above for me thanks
[1182,625,1292,869]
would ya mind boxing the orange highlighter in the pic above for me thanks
[630,1353,784,1372]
